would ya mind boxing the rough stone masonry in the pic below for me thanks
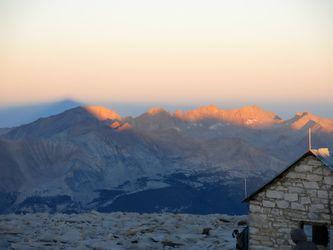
[248,155,333,250]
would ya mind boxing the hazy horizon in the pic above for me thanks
[1,0,333,108]
[1,98,333,120]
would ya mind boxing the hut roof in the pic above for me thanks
[244,149,333,202]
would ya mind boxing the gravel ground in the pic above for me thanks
[0,212,247,249]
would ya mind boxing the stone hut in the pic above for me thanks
[244,148,333,250]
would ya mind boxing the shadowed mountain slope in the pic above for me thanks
[1,105,332,214]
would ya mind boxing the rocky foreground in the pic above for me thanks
[0,212,246,249]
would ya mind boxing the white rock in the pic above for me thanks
[291,203,305,211]
[266,191,283,199]
[262,201,275,208]
[284,193,298,202]
[303,182,319,189]
[324,177,333,185]
[317,190,328,198]
[276,200,289,209]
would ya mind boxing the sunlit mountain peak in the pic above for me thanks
[83,106,121,121]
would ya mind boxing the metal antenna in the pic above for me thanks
[244,177,247,198]
[308,128,312,151]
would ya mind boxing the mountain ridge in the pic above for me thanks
[1,104,333,214]
[2,103,333,132]
[135,104,333,131]
[287,111,333,132]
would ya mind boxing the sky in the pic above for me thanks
[1,0,333,115]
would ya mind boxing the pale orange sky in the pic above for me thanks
[1,0,332,106]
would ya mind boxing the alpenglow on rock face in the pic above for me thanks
[0,105,333,214]
[174,105,282,127]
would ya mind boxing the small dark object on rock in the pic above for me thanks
[202,227,212,236]
[150,238,159,243]
[161,240,183,248]
[131,240,138,244]
[43,243,53,246]
[219,218,230,223]
[237,220,247,226]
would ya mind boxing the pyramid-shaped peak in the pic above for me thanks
[290,111,333,132]
[293,111,325,122]
[146,107,169,116]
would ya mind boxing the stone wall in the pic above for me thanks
[249,155,333,250]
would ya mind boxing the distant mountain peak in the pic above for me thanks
[237,105,282,122]
[146,107,169,116]
[174,105,281,127]
[197,105,220,112]
[290,111,333,132]
[174,105,220,122]
[83,106,121,121]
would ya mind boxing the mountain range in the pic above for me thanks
[1,104,333,214]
